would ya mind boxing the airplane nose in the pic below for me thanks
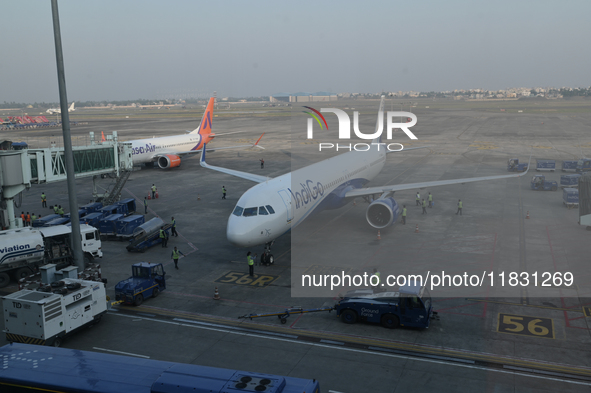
[226,216,252,246]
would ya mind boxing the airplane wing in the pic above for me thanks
[148,133,265,160]
[199,143,270,183]
[345,157,532,198]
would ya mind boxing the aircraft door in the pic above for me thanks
[277,189,293,222]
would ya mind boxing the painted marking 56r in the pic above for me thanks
[215,271,278,287]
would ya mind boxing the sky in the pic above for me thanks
[1,0,590,103]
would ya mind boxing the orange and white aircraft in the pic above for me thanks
[129,97,263,169]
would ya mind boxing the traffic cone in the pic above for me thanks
[213,287,220,300]
[526,211,530,219]
[415,224,419,233]
[377,230,381,240]
[148,194,151,200]
[156,191,159,199]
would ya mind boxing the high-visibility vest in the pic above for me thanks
[428,194,432,202]
[222,187,226,193]
[458,201,463,208]
[159,229,165,238]
[172,249,180,259]
[247,256,254,266]
[20,214,25,221]
[422,200,426,207]
[416,193,420,200]
[57,208,64,215]
[26,214,30,222]
[152,185,156,192]
[53,206,58,213]
[402,208,407,217]
[374,271,381,284]
[41,194,46,201]
[172,219,176,228]
[144,199,147,206]
[31,215,37,221]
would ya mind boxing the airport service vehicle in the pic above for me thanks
[563,188,579,208]
[2,278,107,346]
[0,224,102,288]
[115,262,166,306]
[560,173,581,189]
[32,214,61,227]
[536,159,556,172]
[507,158,528,172]
[562,160,578,172]
[0,343,321,393]
[335,281,437,329]
[199,97,531,262]
[577,158,591,173]
[126,217,172,252]
[530,175,558,191]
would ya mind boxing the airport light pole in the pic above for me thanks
[51,0,84,271]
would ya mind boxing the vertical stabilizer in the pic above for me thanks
[190,97,215,135]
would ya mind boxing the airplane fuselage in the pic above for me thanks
[129,133,203,165]
[227,145,386,247]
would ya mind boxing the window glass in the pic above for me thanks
[259,206,268,215]
[85,232,94,240]
[232,206,244,216]
[266,205,275,214]
[243,207,258,217]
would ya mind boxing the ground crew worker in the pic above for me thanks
[151,184,157,199]
[456,199,463,215]
[416,192,420,206]
[260,158,264,169]
[401,205,407,225]
[222,186,227,200]
[247,251,256,277]
[53,204,59,214]
[144,197,148,214]
[20,212,25,226]
[428,192,433,208]
[26,212,31,226]
[422,199,427,214]
[31,213,37,223]
[171,217,178,237]
[159,226,168,248]
[372,268,381,288]
[171,246,185,270]
[57,205,64,216]
[41,193,47,208]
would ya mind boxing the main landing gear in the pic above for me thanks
[260,241,275,266]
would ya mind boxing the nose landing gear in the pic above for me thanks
[260,241,275,266]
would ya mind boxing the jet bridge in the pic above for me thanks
[0,135,133,229]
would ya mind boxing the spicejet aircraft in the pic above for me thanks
[129,97,263,169]
[200,96,530,264]
[46,102,75,114]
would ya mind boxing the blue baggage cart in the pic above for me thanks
[44,217,71,227]
[32,214,60,227]
[80,201,103,215]
[98,214,123,235]
[561,160,578,172]
[81,212,104,227]
[99,204,125,216]
[116,198,136,216]
[560,173,581,189]
[536,159,555,172]
[115,215,145,237]
[563,188,579,209]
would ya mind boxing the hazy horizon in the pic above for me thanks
[2,1,590,103]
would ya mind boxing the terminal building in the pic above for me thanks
[270,92,337,103]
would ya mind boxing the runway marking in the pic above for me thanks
[497,313,555,339]
[109,313,591,386]
[92,347,150,358]
[215,271,279,287]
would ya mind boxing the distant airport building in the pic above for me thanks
[270,92,337,103]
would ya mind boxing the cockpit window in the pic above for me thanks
[232,206,244,216]
[243,207,258,217]
[265,205,275,214]
[259,206,268,215]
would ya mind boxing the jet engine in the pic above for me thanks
[157,155,181,169]
[366,197,399,228]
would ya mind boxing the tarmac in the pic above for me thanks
[1,99,590,392]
